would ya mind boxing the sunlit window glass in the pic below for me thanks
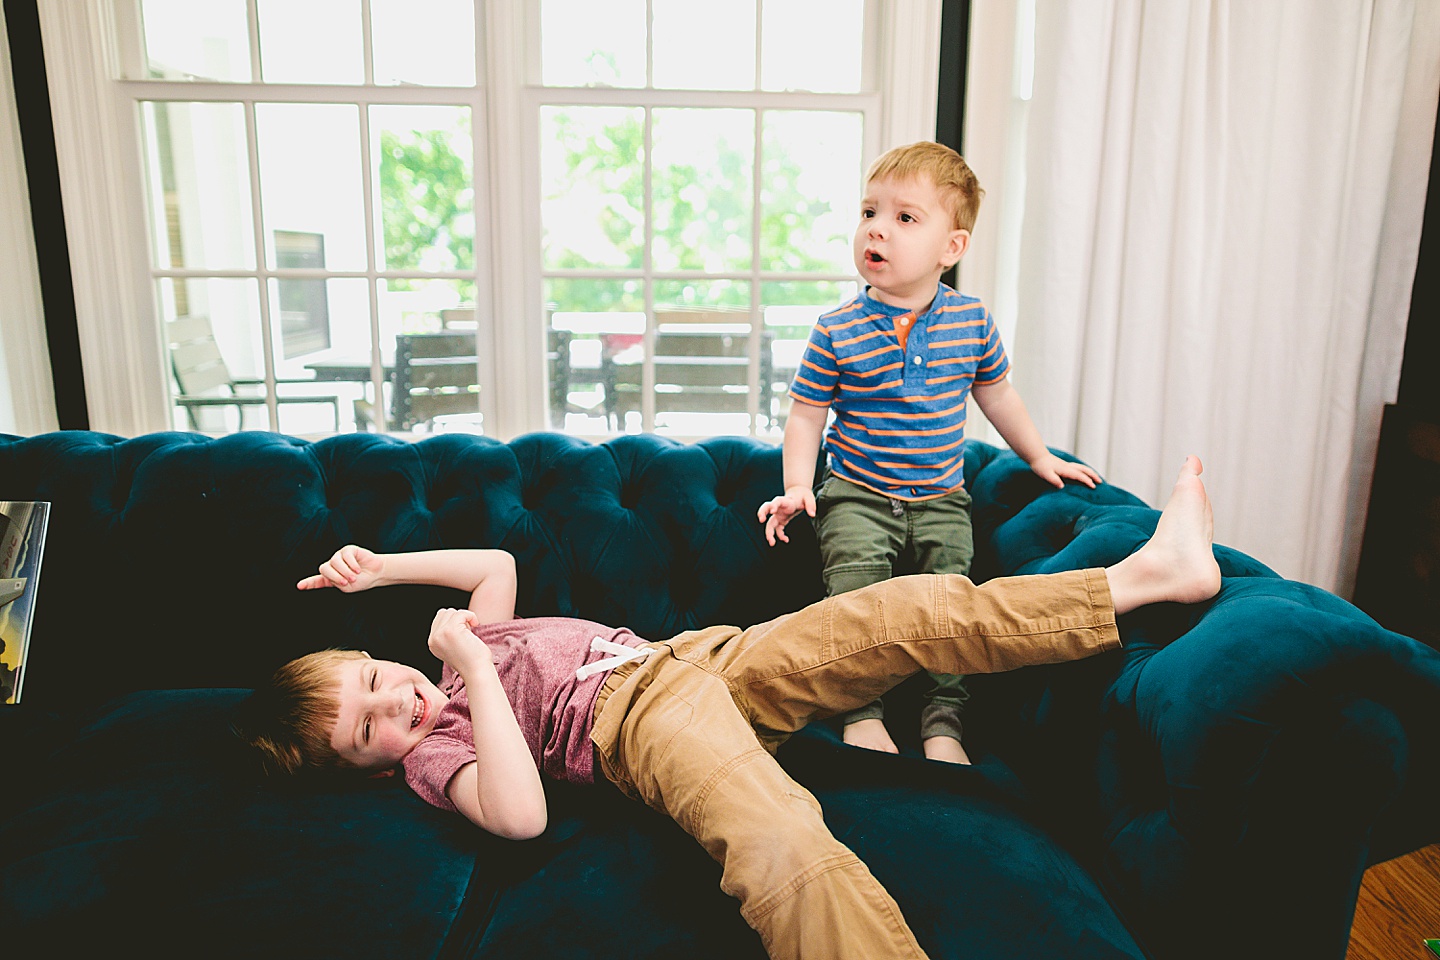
[374,279,482,434]
[371,0,477,86]
[267,276,369,430]
[159,277,268,433]
[761,111,863,273]
[652,0,756,90]
[545,278,645,434]
[258,0,364,84]
[141,102,256,270]
[647,279,755,439]
[540,106,646,270]
[540,0,647,88]
[255,104,367,271]
[651,108,754,272]
[371,105,475,280]
[761,0,864,93]
[140,0,251,82]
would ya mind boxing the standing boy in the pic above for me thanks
[758,141,1102,763]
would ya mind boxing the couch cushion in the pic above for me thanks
[1,687,1148,960]
[1,689,481,958]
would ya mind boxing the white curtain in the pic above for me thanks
[989,0,1440,595]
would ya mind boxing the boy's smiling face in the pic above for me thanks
[328,655,447,774]
[854,174,970,312]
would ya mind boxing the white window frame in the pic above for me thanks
[36,0,942,439]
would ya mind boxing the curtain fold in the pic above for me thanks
[1006,0,1439,594]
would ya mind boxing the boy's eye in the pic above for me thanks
[370,668,378,691]
[899,212,915,223]
[363,718,371,743]
[861,208,875,218]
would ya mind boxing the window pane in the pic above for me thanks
[371,0,476,86]
[761,0,864,93]
[761,280,858,435]
[141,102,255,270]
[140,0,251,82]
[540,107,645,270]
[545,279,645,433]
[761,111,864,274]
[652,108,754,272]
[540,0,646,88]
[258,0,364,84]
[255,104,367,271]
[651,280,756,437]
[272,233,333,359]
[372,105,475,273]
[375,279,481,434]
[652,0,755,90]
[160,278,268,432]
[379,278,477,336]
[267,277,369,433]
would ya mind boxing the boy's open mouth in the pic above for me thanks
[411,690,426,728]
[866,250,885,264]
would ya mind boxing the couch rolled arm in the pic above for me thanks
[1111,578,1440,847]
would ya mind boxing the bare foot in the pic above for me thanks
[923,735,972,764]
[1106,456,1222,614]
[843,717,899,754]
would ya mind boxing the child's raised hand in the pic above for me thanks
[1029,453,1103,490]
[427,606,490,673]
[297,544,384,592]
[757,486,816,546]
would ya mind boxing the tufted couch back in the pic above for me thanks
[1,431,848,708]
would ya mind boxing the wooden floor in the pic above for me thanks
[1348,844,1440,960]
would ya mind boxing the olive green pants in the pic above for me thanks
[815,475,974,741]
[590,569,1120,960]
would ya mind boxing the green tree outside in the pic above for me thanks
[378,107,853,317]
[379,122,476,304]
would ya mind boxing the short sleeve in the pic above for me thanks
[788,321,841,406]
[973,307,1010,385]
[403,730,473,813]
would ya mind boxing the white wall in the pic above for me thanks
[0,3,58,437]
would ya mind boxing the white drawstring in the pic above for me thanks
[575,636,653,681]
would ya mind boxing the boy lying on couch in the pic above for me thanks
[236,456,1222,960]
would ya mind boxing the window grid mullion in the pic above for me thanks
[645,0,655,90]
[641,104,655,431]
[754,0,764,91]
[360,0,375,86]
[241,98,280,428]
[246,0,262,83]
[155,268,481,280]
[356,101,387,428]
[642,0,654,431]
[748,105,764,433]
[119,81,478,105]
[751,5,764,435]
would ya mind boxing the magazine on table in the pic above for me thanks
[1,500,51,704]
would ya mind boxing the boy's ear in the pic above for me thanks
[367,767,396,780]
[942,228,971,268]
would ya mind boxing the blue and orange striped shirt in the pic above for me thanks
[789,283,1010,500]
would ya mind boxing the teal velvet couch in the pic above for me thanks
[1,430,1436,959]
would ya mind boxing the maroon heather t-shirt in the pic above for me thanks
[403,617,648,813]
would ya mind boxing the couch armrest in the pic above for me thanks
[1096,578,1440,960]
[1114,579,1438,844]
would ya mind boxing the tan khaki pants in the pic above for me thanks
[590,569,1120,960]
